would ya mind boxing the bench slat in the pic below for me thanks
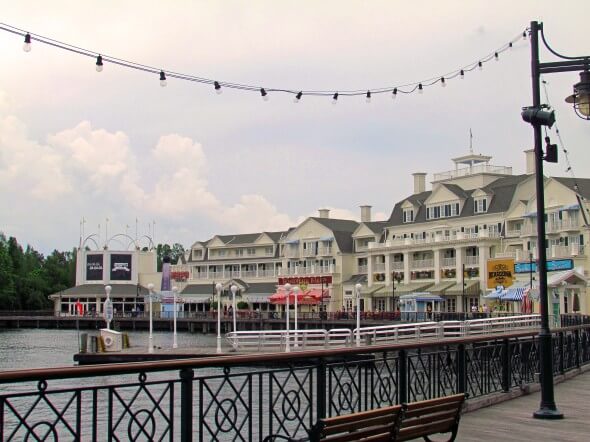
[397,419,457,441]
[401,409,458,428]
[404,393,464,410]
[321,405,402,427]
[322,415,399,436]
[402,405,460,420]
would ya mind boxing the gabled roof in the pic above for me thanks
[216,233,263,245]
[553,177,590,200]
[363,221,388,234]
[309,217,359,253]
[387,175,529,226]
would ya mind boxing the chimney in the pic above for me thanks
[360,205,372,222]
[318,208,330,218]
[412,173,427,194]
[525,149,535,174]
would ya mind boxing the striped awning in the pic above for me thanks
[484,287,504,299]
[501,287,527,301]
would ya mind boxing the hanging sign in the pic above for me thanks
[487,258,514,289]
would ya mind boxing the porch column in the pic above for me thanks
[403,252,410,284]
[385,254,391,286]
[433,249,441,284]
[367,255,374,288]
[478,245,489,297]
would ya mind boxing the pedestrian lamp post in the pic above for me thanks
[355,283,362,347]
[147,283,154,354]
[293,286,299,347]
[393,273,403,317]
[104,285,113,330]
[284,283,291,353]
[522,21,590,420]
[231,284,238,334]
[215,283,222,354]
[172,286,178,349]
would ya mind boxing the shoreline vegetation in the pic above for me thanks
[0,233,184,311]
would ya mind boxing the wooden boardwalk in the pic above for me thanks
[458,370,590,441]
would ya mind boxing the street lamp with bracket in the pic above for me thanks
[521,21,589,420]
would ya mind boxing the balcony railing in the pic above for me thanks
[373,263,385,272]
[441,257,456,267]
[392,261,404,270]
[410,259,434,269]
[357,265,368,274]
[317,247,333,255]
[1,325,588,441]
[433,164,513,182]
[465,256,479,266]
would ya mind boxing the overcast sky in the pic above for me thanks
[1,1,589,254]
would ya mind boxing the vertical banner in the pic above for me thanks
[110,254,132,281]
[86,254,104,281]
[487,258,515,289]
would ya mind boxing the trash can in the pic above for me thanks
[80,333,88,353]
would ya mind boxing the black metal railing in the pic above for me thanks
[1,325,589,441]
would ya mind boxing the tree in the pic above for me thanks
[156,243,185,271]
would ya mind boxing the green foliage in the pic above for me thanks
[237,301,249,310]
[0,233,76,311]
[156,243,186,271]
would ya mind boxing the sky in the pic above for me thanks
[0,1,589,254]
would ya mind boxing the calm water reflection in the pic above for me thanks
[0,328,220,370]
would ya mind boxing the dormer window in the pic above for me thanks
[474,198,488,214]
[403,208,414,223]
[426,202,460,220]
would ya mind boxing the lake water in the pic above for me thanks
[0,328,221,370]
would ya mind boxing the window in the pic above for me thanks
[474,198,488,213]
[236,249,244,256]
[426,202,460,220]
[265,246,274,256]
[218,250,226,257]
[403,209,414,223]
[247,248,256,255]
[192,249,202,259]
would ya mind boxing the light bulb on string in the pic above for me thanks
[214,81,222,94]
[365,90,371,103]
[260,88,269,101]
[460,70,465,79]
[478,61,483,70]
[418,83,423,94]
[522,31,528,40]
[294,91,302,103]
[95,55,103,72]
[391,88,397,100]
[494,52,499,61]
[332,92,338,105]
[440,77,446,87]
[23,33,31,52]
[509,42,513,49]
[159,71,167,87]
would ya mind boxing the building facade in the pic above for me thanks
[173,150,589,316]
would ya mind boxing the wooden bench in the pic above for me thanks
[397,393,465,442]
[264,393,465,442]
[263,405,403,442]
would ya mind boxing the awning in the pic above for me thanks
[562,204,580,210]
[269,289,322,305]
[285,239,300,244]
[484,287,503,299]
[547,269,587,287]
[361,285,383,296]
[502,287,527,301]
[183,295,212,303]
[523,212,537,218]
[445,280,480,296]
[400,293,444,302]
[425,281,455,294]
[319,236,334,241]
[393,282,434,295]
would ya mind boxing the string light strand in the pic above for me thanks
[0,22,528,100]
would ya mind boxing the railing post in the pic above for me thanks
[574,328,582,368]
[399,349,407,404]
[457,344,466,394]
[180,368,194,442]
[317,358,327,419]
[501,339,510,392]
[559,332,565,374]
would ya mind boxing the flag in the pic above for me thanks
[75,300,84,316]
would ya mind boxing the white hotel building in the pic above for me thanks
[173,149,590,316]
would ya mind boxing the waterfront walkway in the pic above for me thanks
[458,370,590,441]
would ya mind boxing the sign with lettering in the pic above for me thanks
[110,254,132,281]
[86,254,104,281]
[487,258,514,289]
[515,259,573,273]
[278,276,332,285]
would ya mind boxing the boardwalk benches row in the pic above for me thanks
[264,393,466,442]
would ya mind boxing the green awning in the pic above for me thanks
[361,285,383,296]
[392,282,434,294]
[425,281,456,294]
[445,280,480,296]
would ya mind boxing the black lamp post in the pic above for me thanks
[392,273,402,316]
[522,21,589,420]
